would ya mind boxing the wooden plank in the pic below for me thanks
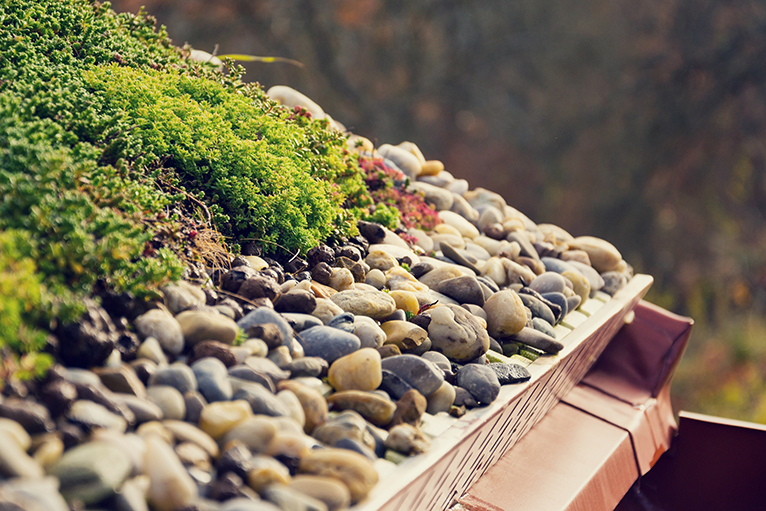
[353,274,653,511]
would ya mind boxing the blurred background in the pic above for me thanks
[111,0,766,423]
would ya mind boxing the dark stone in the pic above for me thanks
[69,382,135,425]
[283,357,328,378]
[148,363,197,394]
[216,298,244,320]
[217,444,254,479]
[334,438,377,460]
[601,271,628,295]
[541,257,575,274]
[482,223,505,240]
[502,327,564,354]
[328,312,355,333]
[488,363,531,385]
[378,369,414,400]
[283,256,308,274]
[281,313,323,332]
[232,383,289,417]
[530,272,568,295]
[540,292,569,321]
[410,314,431,330]
[335,256,366,282]
[57,421,84,449]
[189,341,237,368]
[347,235,370,255]
[99,290,143,322]
[241,242,262,256]
[390,389,427,427]
[380,355,444,397]
[532,317,557,338]
[518,293,557,325]
[436,276,485,306]
[307,244,335,268]
[456,364,500,405]
[238,276,281,302]
[295,326,361,364]
[311,261,333,285]
[338,245,361,262]
[130,358,157,386]
[295,271,312,281]
[184,391,207,424]
[242,357,290,383]
[567,295,582,313]
[268,266,285,284]
[440,243,481,275]
[209,472,247,502]
[230,256,250,268]
[275,290,317,314]
[488,336,503,354]
[56,299,119,368]
[376,344,401,359]
[220,269,250,294]
[409,262,434,279]
[191,357,232,403]
[452,387,479,408]
[357,221,386,245]
[382,309,407,323]
[0,398,55,434]
[245,322,284,350]
[228,365,276,393]
[38,379,77,417]
[519,287,562,323]
[506,232,540,260]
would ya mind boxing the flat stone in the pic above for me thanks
[435,275,485,306]
[532,317,557,338]
[488,363,531,385]
[326,391,395,428]
[502,326,564,354]
[456,364,501,405]
[66,400,127,432]
[284,357,328,378]
[506,231,540,261]
[289,475,352,511]
[49,441,132,505]
[328,348,382,392]
[568,236,622,273]
[529,272,569,294]
[518,293,556,325]
[418,264,466,288]
[112,393,163,424]
[296,325,361,364]
[148,363,198,394]
[190,340,238,367]
[176,310,239,346]
[380,354,444,397]
[428,304,490,363]
[408,181,453,210]
[243,356,290,383]
[439,210,480,239]
[298,448,379,504]
[134,309,184,355]
[93,364,146,398]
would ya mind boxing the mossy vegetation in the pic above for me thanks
[0,0,372,383]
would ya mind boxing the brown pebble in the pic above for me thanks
[390,389,427,427]
[245,323,283,349]
[376,345,401,359]
[189,341,237,367]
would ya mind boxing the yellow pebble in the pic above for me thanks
[389,290,420,315]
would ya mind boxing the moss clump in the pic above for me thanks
[0,0,372,382]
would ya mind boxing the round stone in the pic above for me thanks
[134,309,184,355]
[146,385,186,421]
[380,354,444,397]
[568,236,622,273]
[296,325,361,364]
[176,310,239,346]
[276,380,328,435]
[456,364,501,405]
[148,363,198,394]
[428,305,490,363]
[381,321,429,353]
[483,290,527,338]
[426,381,457,414]
[191,357,233,403]
[327,348,382,392]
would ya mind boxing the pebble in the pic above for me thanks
[388,289,419,315]
[298,448,379,503]
[136,337,169,365]
[198,399,252,439]
[601,271,628,295]
[284,357,328,378]
[146,385,186,420]
[134,309,185,355]
[488,363,532,385]
[418,264,467,288]
[184,390,207,423]
[290,475,352,511]
[282,313,324,333]
[541,292,569,319]
[327,348,382,392]
[238,307,294,347]
[408,181,454,210]
[380,354,444,397]
[562,269,591,303]
[162,420,219,457]
[148,363,198,394]
[435,275,485,306]
[518,293,556,325]
[67,399,128,431]
[49,440,132,505]
[407,228,435,253]
[144,433,198,511]
[385,423,431,455]
[428,304,490,363]
[568,236,622,272]
[113,393,164,424]
[0,476,69,511]
[0,429,44,478]
[439,210,480,239]
[93,364,147,397]
[176,309,239,346]
[451,193,480,221]
[532,317,557,338]
[364,249,399,272]
[456,365,501,405]
[328,312,356,333]
[175,440,212,470]
[221,416,278,453]
[529,271,569,294]
[297,325,362,364]
[0,398,55,434]
[426,381,457,414]
[277,389,306,427]
[276,289,317,314]
[192,357,233,402]
[567,260,605,293]
[230,379,289,418]
[244,356,291,382]
[378,369,413,400]
[379,321,426,354]
[483,290,528,338]
[312,298,346,324]
[352,315,386,348]
[377,143,423,179]
[229,365,276,392]
[504,326,564,354]
[247,454,292,493]
[162,281,206,314]
[277,380,329,434]
[327,390,396,427]
[390,389,427,427]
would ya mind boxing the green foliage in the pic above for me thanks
[0,0,371,383]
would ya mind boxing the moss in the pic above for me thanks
[0,0,372,383]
